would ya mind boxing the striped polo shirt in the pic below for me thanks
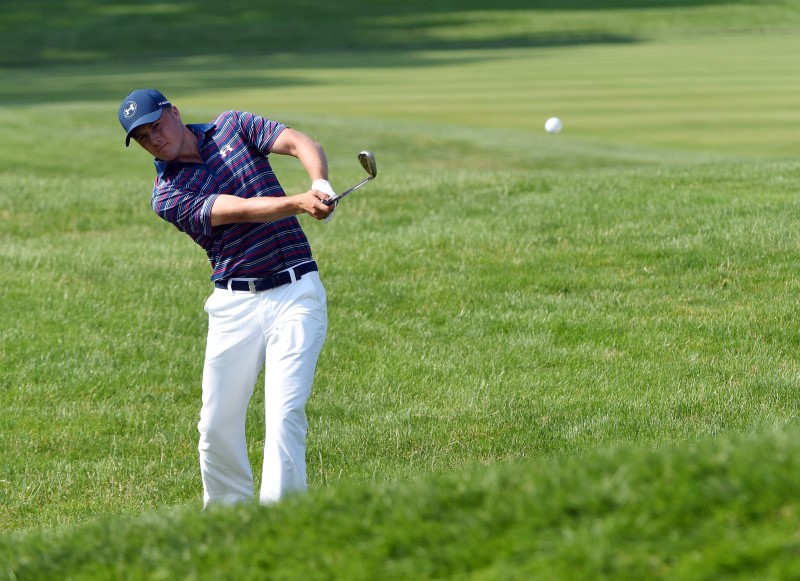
[151,110,313,281]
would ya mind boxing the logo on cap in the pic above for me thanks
[123,101,137,119]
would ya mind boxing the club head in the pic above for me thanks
[358,151,377,179]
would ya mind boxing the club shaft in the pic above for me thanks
[322,176,373,206]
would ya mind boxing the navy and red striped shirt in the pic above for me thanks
[151,110,313,281]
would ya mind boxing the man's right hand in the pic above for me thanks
[301,189,336,221]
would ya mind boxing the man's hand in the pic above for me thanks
[299,188,336,221]
[312,179,337,223]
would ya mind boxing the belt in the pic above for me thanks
[214,261,318,292]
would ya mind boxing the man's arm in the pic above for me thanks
[210,191,331,226]
[270,127,329,181]
[210,128,333,226]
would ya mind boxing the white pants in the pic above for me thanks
[198,271,327,506]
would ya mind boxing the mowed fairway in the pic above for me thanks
[1,1,800,578]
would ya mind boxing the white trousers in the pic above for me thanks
[198,271,327,506]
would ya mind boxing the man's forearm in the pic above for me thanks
[272,128,329,181]
[298,139,329,182]
[210,190,333,226]
[210,194,300,227]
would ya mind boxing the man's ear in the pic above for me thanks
[169,105,182,122]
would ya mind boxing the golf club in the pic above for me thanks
[323,151,377,206]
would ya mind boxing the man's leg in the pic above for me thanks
[199,289,265,507]
[259,273,328,504]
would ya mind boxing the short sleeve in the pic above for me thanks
[152,178,220,236]
[234,110,286,155]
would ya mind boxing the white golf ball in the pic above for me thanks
[545,117,563,134]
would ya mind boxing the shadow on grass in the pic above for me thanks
[0,35,635,106]
[0,0,750,104]
[0,0,746,68]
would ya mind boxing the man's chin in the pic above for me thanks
[155,148,176,162]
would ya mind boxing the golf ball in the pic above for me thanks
[545,117,563,134]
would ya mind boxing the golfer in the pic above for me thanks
[118,89,336,506]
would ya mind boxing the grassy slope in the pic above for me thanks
[2,0,800,578]
[1,427,798,579]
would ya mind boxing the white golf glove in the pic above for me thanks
[312,179,337,223]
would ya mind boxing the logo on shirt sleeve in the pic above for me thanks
[220,143,235,158]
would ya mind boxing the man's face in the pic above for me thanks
[130,106,185,160]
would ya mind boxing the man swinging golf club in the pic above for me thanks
[118,88,336,507]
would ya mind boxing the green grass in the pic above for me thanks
[2,0,800,578]
[2,427,798,579]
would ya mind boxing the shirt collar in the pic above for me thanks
[154,122,216,178]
